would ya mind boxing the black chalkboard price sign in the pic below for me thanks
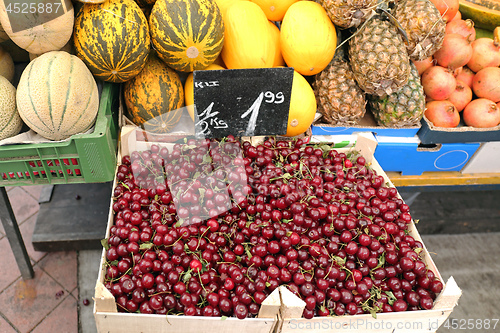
[193,67,294,138]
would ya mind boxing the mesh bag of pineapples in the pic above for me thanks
[313,0,446,127]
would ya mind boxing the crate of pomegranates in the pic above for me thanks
[94,127,460,333]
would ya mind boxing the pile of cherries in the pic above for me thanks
[104,136,443,319]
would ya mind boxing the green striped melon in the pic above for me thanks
[16,51,99,141]
[0,75,22,140]
[149,0,224,72]
[124,52,185,133]
[73,0,150,83]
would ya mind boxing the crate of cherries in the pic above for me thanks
[95,132,460,332]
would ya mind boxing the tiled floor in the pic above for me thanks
[0,186,79,333]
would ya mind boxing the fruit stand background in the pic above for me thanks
[0,186,498,332]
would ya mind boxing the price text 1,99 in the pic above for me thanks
[241,91,285,136]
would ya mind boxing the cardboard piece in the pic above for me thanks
[374,135,480,175]
[312,112,421,137]
[461,141,500,173]
[418,115,500,144]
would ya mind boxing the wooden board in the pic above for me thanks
[94,311,278,333]
[387,171,500,188]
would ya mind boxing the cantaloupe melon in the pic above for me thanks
[0,45,14,82]
[0,75,22,140]
[0,19,8,43]
[29,36,74,61]
[0,0,74,54]
[16,51,99,141]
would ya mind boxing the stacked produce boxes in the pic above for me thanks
[310,0,500,174]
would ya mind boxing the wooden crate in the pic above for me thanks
[276,135,461,333]
[94,126,280,333]
[94,279,280,333]
[278,278,460,333]
[94,129,460,333]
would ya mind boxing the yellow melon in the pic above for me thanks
[268,21,285,67]
[250,0,298,21]
[221,1,275,69]
[285,70,317,137]
[280,1,337,76]
[215,0,247,18]
[0,75,22,140]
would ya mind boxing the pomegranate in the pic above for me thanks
[412,57,434,75]
[455,66,475,88]
[445,19,476,43]
[425,100,460,127]
[472,67,500,103]
[433,33,472,69]
[451,66,462,76]
[429,0,459,23]
[467,38,500,73]
[463,98,500,127]
[448,80,472,112]
[421,65,457,100]
[450,9,461,21]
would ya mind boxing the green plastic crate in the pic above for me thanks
[0,82,120,187]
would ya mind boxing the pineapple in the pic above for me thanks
[393,0,446,61]
[368,62,425,127]
[313,58,366,126]
[317,0,378,29]
[348,12,411,96]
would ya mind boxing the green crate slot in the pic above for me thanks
[0,82,120,187]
